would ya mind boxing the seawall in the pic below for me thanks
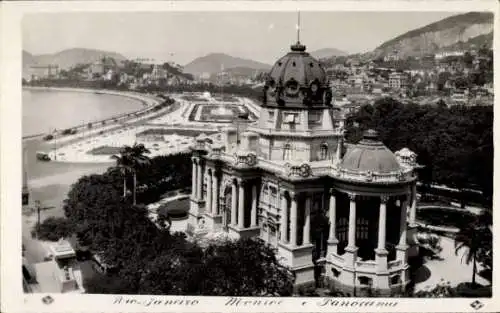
[22,87,162,140]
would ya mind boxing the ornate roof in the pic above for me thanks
[339,130,401,174]
[263,42,332,108]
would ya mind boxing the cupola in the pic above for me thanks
[262,41,332,108]
[339,130,401,174]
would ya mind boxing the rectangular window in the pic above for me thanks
[309,112,322,125]
[284,114,296,124]
[268,110,275,122]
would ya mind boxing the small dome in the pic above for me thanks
[263,42,331,107]
[340,130,401,173]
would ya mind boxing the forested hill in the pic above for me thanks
[373,12,494,58]
[347,98,493,206]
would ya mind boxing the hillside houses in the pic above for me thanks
[63,58,195,88]
[322,46,493,108]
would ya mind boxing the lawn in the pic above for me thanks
[158,198,190,220]
[416,207,476,229]
[137,128,218,137]
[213,95,238,102]
[181,95,208,102]
[87,146,122,155]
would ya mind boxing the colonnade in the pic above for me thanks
[191,157,258,228]
[227,179,258,228]
[279,192,312,247]
[327,186,417,262]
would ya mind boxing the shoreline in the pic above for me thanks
[22,86,162,140]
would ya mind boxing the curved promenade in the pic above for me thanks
[23,86,162,141]
[32,91,261,163]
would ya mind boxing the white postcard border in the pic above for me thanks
[1,1,499,313]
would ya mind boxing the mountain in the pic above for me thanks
[23,48,127,71]
[309,48,348,59]
[224,66,267,77]
[373,12,494,58]
[184,53,271,77]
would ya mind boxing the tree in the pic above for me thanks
[111,149,134,199]
[63,173,123,229]
[31,217,73,241]
[126,143,151,205]
[454,210,492,286]
[346,98,493,203]
[137,238,294,296]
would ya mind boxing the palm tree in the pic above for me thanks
[454,209,492,286]
[111,150,134,199]
[127,143,151,205]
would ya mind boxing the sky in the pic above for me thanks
[23,11,459,65]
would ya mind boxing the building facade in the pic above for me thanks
[189,41,419,295]
[388,72,409,90]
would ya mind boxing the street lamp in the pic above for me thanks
[53,128,58,160]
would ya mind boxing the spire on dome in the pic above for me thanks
[291,11,306,52]
[297,10,301,44]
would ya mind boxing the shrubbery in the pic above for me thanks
[31,217,73,241]
[348,98,493,207]
[414,281,492,298]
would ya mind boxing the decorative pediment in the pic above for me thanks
[233,151,257,167]
[285,162,312,178]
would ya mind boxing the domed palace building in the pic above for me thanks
[189,40,420,295]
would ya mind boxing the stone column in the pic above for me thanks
[303,195,311,245]
[280,191,288,244]
[376,196,388,251]
[251,184,257,227]
[238,180,245,228]
[290,192,298,246]
[206,171,212,214]
[376,195,389,274]
[344,193,358,268]
[197,160,203,200]
[191,158,197,198]
[212,174,219,215]
[231,181,237,226]
[347,193,357,249]
[328,189,338,244]
[397,195,409,261]
[409,183,417,226]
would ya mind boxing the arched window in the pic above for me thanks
[283,143,292,161]
[320,143,328,160]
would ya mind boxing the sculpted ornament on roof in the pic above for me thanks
[233,151,257,167]
[285,162,312,178]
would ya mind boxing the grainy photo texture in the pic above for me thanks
[20,9,493,300]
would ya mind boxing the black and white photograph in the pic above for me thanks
[0,2,497,312]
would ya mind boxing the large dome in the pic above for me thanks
[263,42,331,108]
[339,130,401,174]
